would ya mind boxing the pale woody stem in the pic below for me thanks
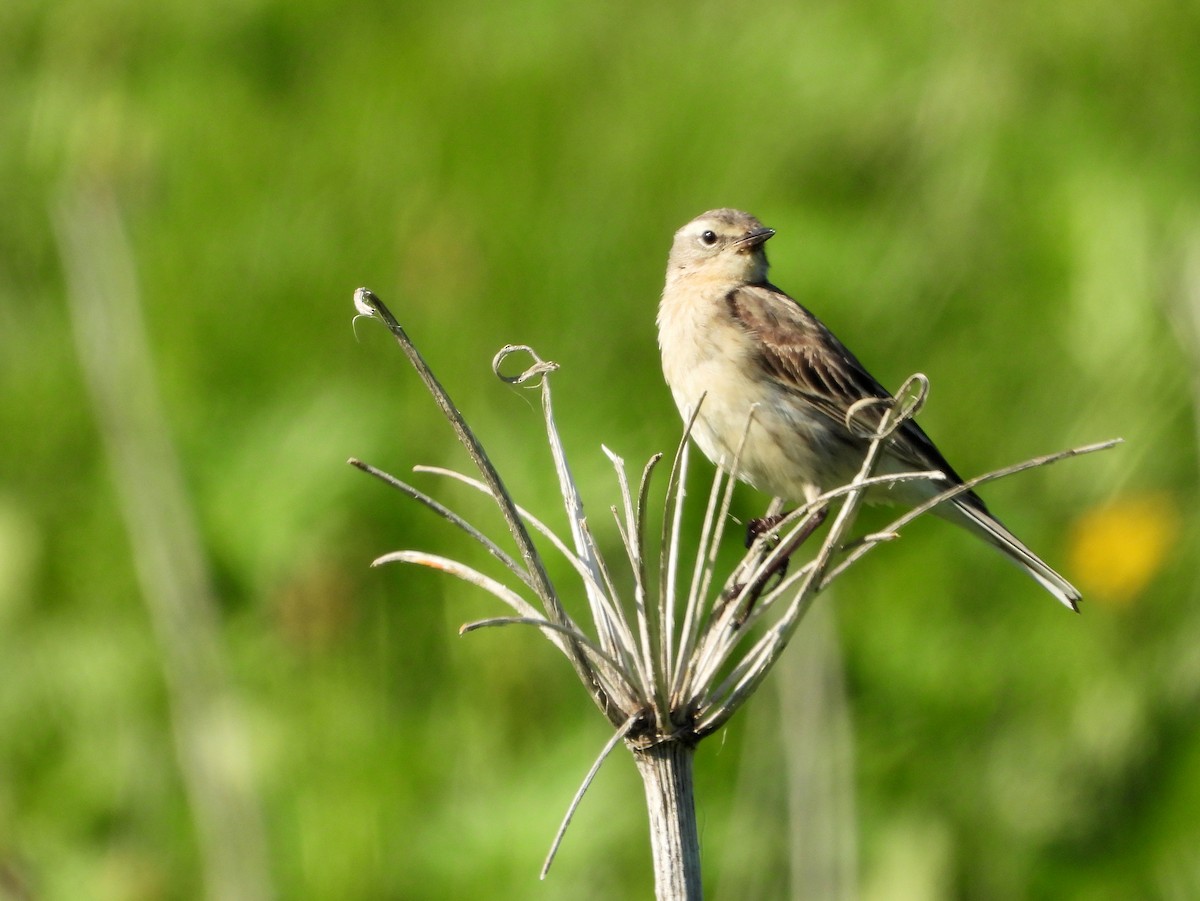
[632,741,702,900]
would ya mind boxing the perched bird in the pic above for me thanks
[656,208,1080,611]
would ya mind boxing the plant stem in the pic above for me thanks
[632,740,702,900]
[58,190,273,901]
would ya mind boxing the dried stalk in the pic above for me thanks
[351,288,1118,900]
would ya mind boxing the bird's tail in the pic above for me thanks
[939,500,1081,612]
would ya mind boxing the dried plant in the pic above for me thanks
[349,288,1117,900]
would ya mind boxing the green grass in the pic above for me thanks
[2,0,1198,897]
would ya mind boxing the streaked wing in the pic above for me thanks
[724,282,969,485]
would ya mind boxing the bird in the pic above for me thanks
[656,208,1081,611]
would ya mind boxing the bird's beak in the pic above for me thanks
[735,227,775,249]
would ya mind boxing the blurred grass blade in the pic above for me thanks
[55,188,273,901]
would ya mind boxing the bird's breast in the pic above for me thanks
[658,283,847,501]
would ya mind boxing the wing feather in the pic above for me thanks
[725,283,978,498]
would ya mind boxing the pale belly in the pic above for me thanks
[667,359,863,504]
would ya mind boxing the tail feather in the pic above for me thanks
[939,500,1081,612]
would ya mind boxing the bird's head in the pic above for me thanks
[666,208,774,286]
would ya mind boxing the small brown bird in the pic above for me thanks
[656,208,1080,611]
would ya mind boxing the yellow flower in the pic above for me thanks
[1068,493,1179,607]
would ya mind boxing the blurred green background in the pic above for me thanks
[2,0,1197,897]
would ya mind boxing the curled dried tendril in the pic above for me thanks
[493,344,560,386]
[844,372,929,439]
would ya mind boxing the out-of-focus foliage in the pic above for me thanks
[2,0,1197,897]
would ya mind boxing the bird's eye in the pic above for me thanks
[699,230,718,246]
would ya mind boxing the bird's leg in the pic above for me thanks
[721,504,829,627]
[734,507,828,624]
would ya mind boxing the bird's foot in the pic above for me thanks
[725,507,830,627]
[745,513,788,548]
